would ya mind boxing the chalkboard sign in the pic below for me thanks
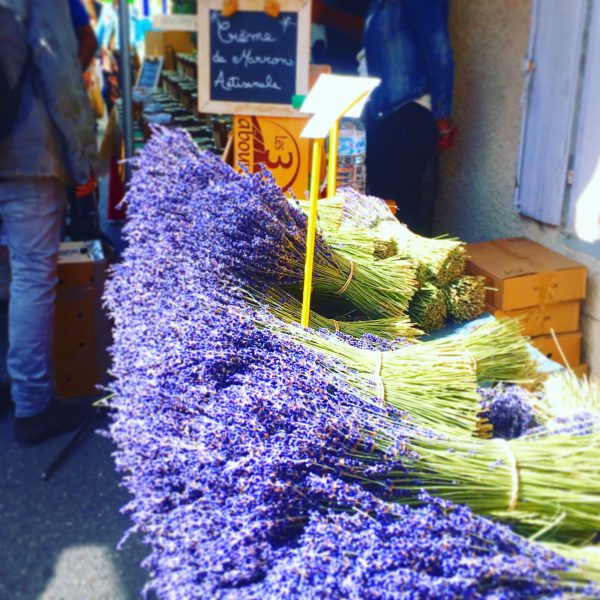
[136,57,164,89]
[198,0,310,117]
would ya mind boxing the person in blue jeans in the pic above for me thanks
[363,0,457,235]
[0,0,98,444]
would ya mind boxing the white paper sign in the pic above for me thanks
[152,14,198,31]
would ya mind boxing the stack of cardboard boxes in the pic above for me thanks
[466,237,588,375]
[54,241,111,399]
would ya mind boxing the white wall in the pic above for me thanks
[435,0,600,374]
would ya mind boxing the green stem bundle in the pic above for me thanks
[256,287,423,342]
[299,194,467,288]
[267,317,537,436]
[408,282,448,332]
[398,430,600,541]
[444,275,487,322]
[309,249,417,319]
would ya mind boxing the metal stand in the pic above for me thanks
[118,0,134,183]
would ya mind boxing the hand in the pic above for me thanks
[435,117,458,151]
[75,173,97,198]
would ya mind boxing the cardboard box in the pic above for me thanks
[57,240,107,288]
[54,241,111,399]
[466,238,587,311]
[485,301,580,337]
[234,115,312,198]
[145,31,194,70]
[571,363,590,378]
[530,331,582,368]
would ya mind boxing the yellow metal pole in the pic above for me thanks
[301,137,324,328]
[327,121,339,197]
[300,89,373,326]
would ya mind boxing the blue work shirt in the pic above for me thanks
[364,0,454,120]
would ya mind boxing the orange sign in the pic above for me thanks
[233,115,311,198]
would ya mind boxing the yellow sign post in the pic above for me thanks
[298,74,380,327]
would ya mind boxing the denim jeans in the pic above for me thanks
[0,177,66,417]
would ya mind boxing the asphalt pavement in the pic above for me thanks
[0,408,149,600]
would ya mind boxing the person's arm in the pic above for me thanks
[29,0,99,182]
[406,0,454,122]
[312,0,365,43]
[76,23,98,70]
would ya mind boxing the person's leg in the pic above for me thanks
[365,102,438,235]
[0,178,66,418]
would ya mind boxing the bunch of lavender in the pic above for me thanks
[478,384,540,440]
[254,286,423,342]
[128,127,416,319]
[241,476,586,599]
[408,282,448,332]
[444,275,487,322]
[399,424,600,541]
[301,190,467,287]
[267,317,539,436]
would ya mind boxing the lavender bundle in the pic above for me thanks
[267,317,537,436]
[477,384,541,439]
[448,317,539,385]
[254,286,423,342]
[241,477,577,599]
[128,127,416,319]
[301,190,467,287]
[408,282,448,332]
[444,275,487,322]
[400,428,600,541]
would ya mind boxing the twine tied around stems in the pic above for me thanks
[466,350,478,375]
[335,260,355,295]
[374,351,383,377]
[330,319,340,333]
[496,438,519,511]
[373,376,386,403]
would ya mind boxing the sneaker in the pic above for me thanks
[14,399,91,446]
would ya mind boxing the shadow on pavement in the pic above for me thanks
[0,409,149,600]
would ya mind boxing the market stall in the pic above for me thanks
[99,2,599,598]
[101,124,599,597]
